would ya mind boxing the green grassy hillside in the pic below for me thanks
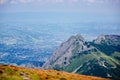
[0,65,110,80]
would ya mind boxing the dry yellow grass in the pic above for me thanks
[0,65,110,80]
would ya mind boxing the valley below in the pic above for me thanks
[0,23,120,80]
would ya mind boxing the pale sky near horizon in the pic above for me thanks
[0,0,120,13]
[0,0,120,23]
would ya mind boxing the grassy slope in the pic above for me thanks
[63,49,120,79]
[0,65,110,80]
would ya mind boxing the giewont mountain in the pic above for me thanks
[43,34,120,80]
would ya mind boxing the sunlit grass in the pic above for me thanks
[0,65,110,80]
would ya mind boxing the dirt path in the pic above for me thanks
[20,72,31,80]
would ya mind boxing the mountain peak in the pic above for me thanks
[94,35,105,44]
[94,34,120,46]
[68,34,84,42]
[43,34,86,69]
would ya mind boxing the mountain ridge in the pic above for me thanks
[43,34,120,80]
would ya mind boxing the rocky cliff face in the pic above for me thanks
[43,34,120,80]
[43,34,93,69]
[94,35,120,46]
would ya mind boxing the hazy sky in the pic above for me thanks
[0,0,120,13]
[0,0,120,40]
[0,0,120,23]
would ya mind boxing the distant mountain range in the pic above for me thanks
[43,34,120,80]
